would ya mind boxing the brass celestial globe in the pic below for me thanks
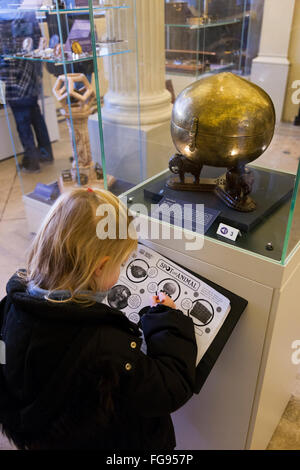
[170,72,276,168]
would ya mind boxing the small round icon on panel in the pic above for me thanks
[147,267,158,278]
[181,298,193,311]
[147,282,158,294]
[128,294,142,309]
[128,312,140,324]
[107,285,131,310]
[188,299,214,327]
[157,279,181,301]
[127,259,149,283]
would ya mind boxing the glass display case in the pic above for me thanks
[0,0,142,203]
[120,162,300,265]
[0,0,299,266]
[164,0,264,83]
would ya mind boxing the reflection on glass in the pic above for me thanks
[0,6,53,173]
[165,0,264,78]
[283,164,300,263]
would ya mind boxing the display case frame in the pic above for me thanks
[0,1,300,452]
[120,159,300,266]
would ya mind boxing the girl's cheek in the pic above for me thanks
[113,269,121,284]
[103,268,121,290]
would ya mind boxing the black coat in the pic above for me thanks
[0,274,197,450]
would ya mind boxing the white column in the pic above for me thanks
[101,0,172,126]
[250,0,295,121]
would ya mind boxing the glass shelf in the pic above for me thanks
[204,63,235,75]
[166,62,235,76]
[5,44,131,65]
[3,4,129,14]
[166,49,216,56]
[165,18,241,30]
[47,5,130,14]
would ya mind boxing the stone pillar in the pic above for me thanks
[251,0,296,121]
[101,0,172,125]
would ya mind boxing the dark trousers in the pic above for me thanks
[9,97,53,164]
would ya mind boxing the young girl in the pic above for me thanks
[0,188,197,450]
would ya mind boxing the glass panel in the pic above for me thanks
[1,0,299,264]
[165,0,264,80]
[0,0,142,218]
[0,3,76,201]
[124,113,300,261]
[282,163,300,263]
[120,161,300,263]
[116,0,297,264]
[243,0,264,75]
[89,0,142,196]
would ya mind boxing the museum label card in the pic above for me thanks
[151,196,220,234]
[217,223,241,241]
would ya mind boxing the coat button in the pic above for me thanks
[125,363,132,371]
[130,341,137,349]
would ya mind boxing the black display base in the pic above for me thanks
[144,166,294,233]
[193,270,248,393]
[110,179,134,196]
[156,249,248,394]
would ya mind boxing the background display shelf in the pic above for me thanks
[5,44,131,65]
[164,0,262,80]
[165,17,242,29]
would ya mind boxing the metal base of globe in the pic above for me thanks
[166,175,217,192]
[215,181,257,213]
[166,172,257,212]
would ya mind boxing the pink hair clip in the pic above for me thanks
[87,188,94,193]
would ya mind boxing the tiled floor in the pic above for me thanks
[0,121,299,450]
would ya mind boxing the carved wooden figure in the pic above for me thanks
[53,73,115,192]
[53,73,96,170]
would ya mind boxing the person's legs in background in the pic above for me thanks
[30,98,54,163]
[9,101,40,173]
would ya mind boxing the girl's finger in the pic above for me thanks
[151,295,160,306]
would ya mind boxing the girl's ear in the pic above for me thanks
[94,256,110,277]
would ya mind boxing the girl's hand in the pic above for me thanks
[151,292,176,310]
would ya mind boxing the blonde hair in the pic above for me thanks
[24,188,137,303]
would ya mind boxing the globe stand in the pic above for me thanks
[166,153,217,191]
[214,167,256,213]
[167,153,256,212]
[166,176,217,192]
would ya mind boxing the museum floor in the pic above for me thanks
[0,120,299,450]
